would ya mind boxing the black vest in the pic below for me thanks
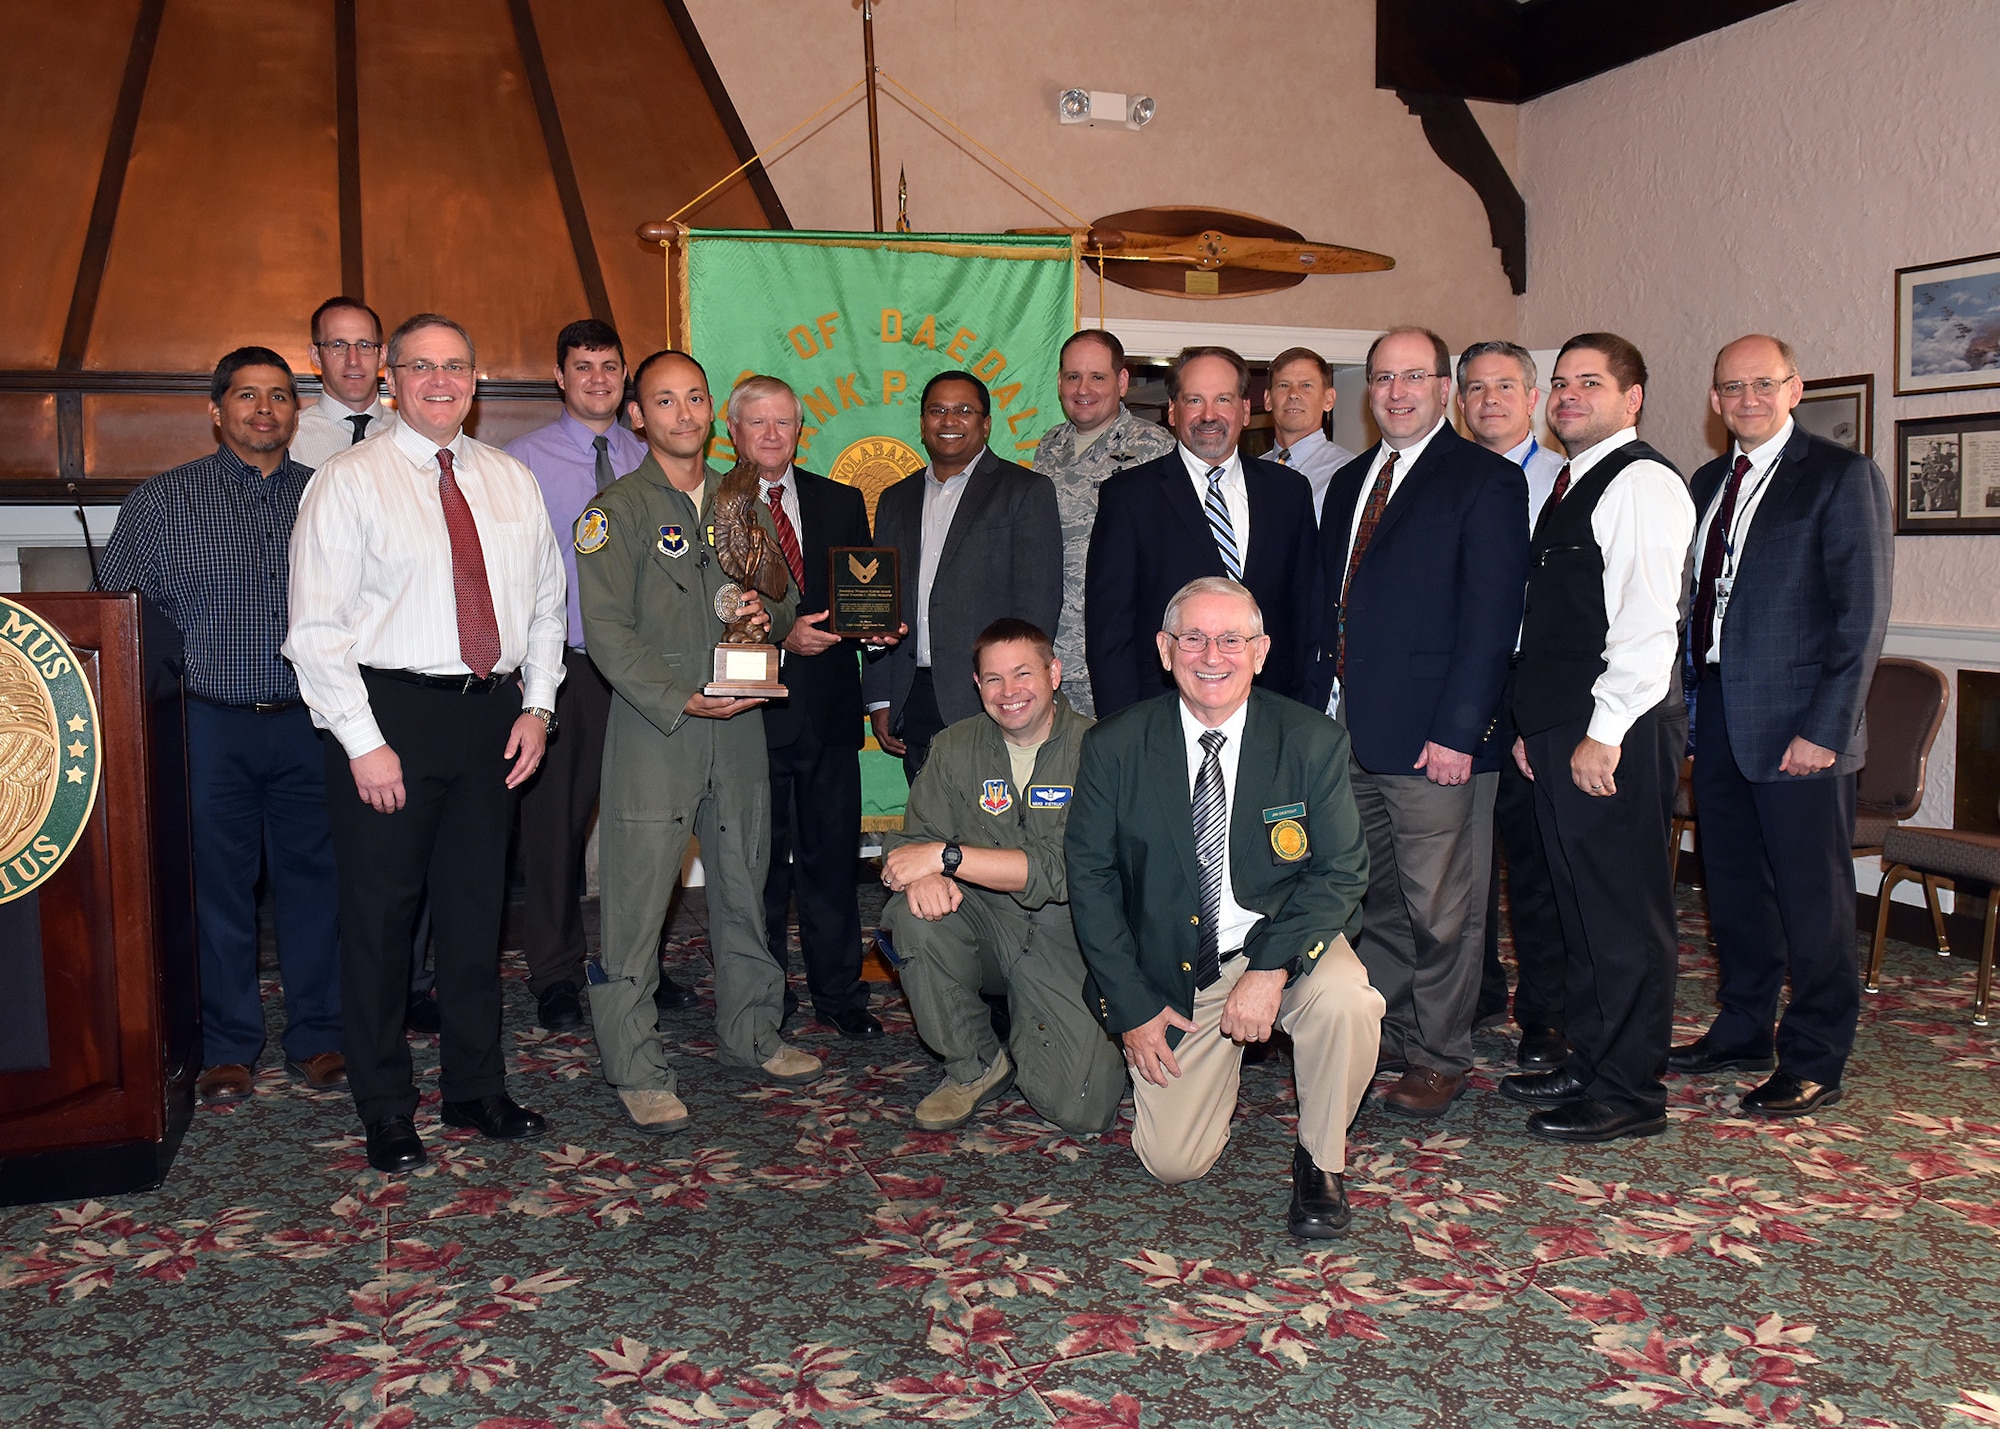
[1513,437,1687,737]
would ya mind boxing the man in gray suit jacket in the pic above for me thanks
[865,370,1063,780]
[1667,335,1893,1117]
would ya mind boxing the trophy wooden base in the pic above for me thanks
[704,643,789,700]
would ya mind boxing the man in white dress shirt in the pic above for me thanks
[1498,333,1696,1144]
[292,297,398,470]
[1457,341,1572,1071]
[286,313,567,1174]
[1261,347,1356,522]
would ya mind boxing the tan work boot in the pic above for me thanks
[619,1088,689,1132]
[914,1049,1015,1131]
[760,1043,824,1085]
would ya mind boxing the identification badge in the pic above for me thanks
[1026,785,1072,808]
[658,524,689,557]
[980,779,1012,814]
[574,507,609,554]
[1269,817,1309,864]
[1262,802,1306,824]
[1712,574,1733,624]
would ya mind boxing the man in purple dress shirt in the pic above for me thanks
[505,320,680,1032]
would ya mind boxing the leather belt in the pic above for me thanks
[189,694,303,715]
[366,667,514,694]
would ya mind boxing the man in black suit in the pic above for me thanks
[1667,335,1892,1116]
[727,375,888,1042]
[1304,327,1528,1119]
[865,370,1062,780]
[1084,346,1317,717]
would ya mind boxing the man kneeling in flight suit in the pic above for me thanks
[879,619,1126,1133]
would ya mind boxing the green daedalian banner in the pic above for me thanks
[683,230,1079,522]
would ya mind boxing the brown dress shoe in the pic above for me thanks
[197,1063,254,1106]
[286,1051,349,1091]
[1381,1065,1468,1119]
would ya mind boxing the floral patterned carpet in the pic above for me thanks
[5,886,2000,1429]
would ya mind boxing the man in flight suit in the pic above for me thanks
[574,349,817,1132]
[878,619,1125,1134]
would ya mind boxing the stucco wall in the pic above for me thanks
[680,0,1519,348]
[1518,0,2000,631]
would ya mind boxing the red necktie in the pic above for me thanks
[1690,453,1752,669]
[1336,451,1397,680]
[436,449,501,678]
[1549,461,1571,506]
[766,483,806,592]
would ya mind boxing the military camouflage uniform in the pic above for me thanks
[880,690,1124,1133]
[1032,406,1176,715]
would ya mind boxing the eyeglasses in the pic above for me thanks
[1168,631,1252,655]
[1367,369,1447,389]
[1713,375,1797,399]
[314,339,381,356]
[389,360,474,377]
[923,403,981,419]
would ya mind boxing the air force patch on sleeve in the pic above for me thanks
[979,780,1012,814]
[658,525,689,557]
[1026,785,1072,808]
[574,507,609,554]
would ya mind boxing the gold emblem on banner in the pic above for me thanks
[829,435,924,525]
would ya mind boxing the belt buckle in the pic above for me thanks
[462,673,479,695]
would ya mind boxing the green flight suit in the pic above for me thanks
[575,456,797,1093]
[880,690,1124,1133]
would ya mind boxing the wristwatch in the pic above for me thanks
[939,841,963,879]
[524,706,558,735]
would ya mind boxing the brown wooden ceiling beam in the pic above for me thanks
[659,0,791,229]
[1397,91,1525,296]
[1378,0,1796,103]
[334,0,364,299]
[508,0,614,324]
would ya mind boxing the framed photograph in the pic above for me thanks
[1796,373,1873,456]
[1896,250,2000,395]
[1895,411,2000,534]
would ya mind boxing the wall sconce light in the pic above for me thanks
[1056,89,1154,130]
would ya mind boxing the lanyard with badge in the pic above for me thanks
[1711,453,1778,627]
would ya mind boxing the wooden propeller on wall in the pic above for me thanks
[1012,206,1394,299]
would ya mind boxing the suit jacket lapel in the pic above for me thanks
[1230,694,1277,882]
[1734,426,1811,570]
[1321,448,1374,537]
[1159,452,1213,550]
[1142,698,1202,894]
[1365,424,1455,550]
[937,449,999,571]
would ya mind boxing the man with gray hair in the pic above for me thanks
[287,313,567,1173]
[1068,576,1380,1237]
[1457,340,1571,1072]
[1261,346,1356,522]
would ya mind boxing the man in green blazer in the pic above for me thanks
[1066,577,1382,1238]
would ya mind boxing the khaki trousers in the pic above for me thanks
[1130,934,1383,1185]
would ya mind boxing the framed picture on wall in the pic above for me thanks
[1796,373,1873,455]
[1894,411,2000,534]
[1896,250,2000,395]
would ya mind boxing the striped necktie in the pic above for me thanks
[1192,728,1228,989]
[1273,447,1291,465]
[1204,466,1242,580]
[765,483,806,591]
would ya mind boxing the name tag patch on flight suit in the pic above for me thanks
[575,507,609,554]
[658,525,689,557]
[980,780,1013,814]
[1264,803,1309,864]
[1026,785,1072,808]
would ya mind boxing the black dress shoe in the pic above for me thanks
[1666,1034,1775,1076]
[654,974,700,1013]
[405,993,442,1035]
[536,980,584,1033]
[441,1092,548,1141]
[365,1115,427,1173]
[1498,1067,1588,1106]
[1516,1025,1570,1070]
[1286,1143,1351,1239]
[1526,1097,1668,1143]
[1739,1072,1843,1118]
[816,1007,885,1041]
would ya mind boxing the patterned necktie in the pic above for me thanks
[1204,466,1243,580]
[347,413,370,445]
[1335,450,1398,680]
[592,432,615,493]
[1273,447,1291,465]
[1532,461,1572,541]
[1192,728,1228,989]
[435,450,501,679]
[1690,453,1753,669]
[766,483,806,591]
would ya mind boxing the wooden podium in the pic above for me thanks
[0,593,197,1205]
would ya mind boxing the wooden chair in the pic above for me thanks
[1864,800,2000,1027]
[1669,756,1697,888]
[1852,658,1949,857]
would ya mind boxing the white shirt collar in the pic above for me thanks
[1502,433,1539,465]
[1177,443,1243,484]
[757,464,798,494]
[1178,693,1251,748]
[1379,413,1450,470]
[315,391,386,421]
[391,418,466,468]
[1565,425,1642,480]
[1732,416,1795,473]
